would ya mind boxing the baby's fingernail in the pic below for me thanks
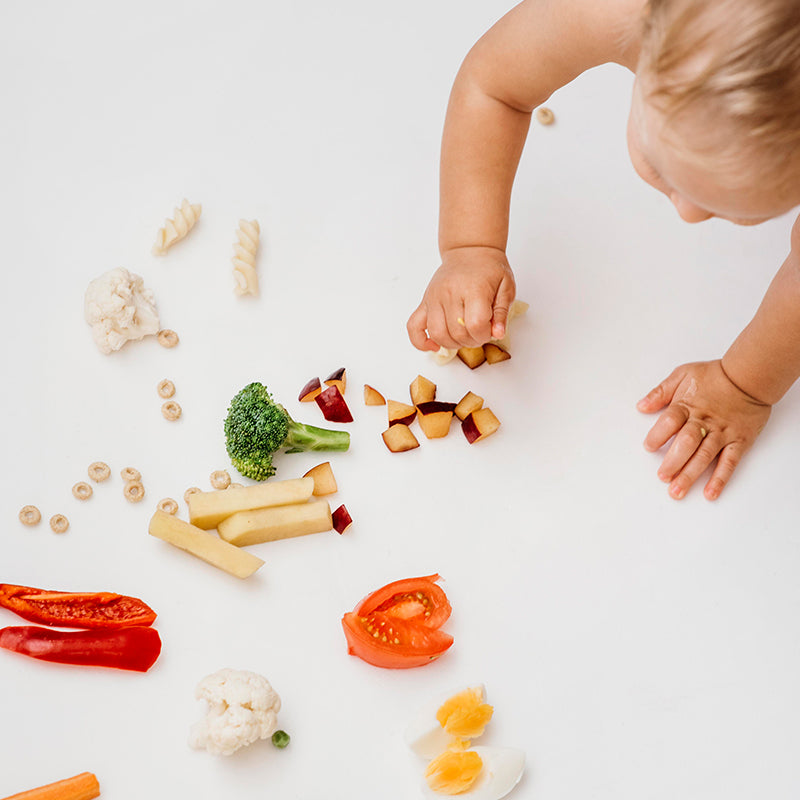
[669,483,685,499]
[657,470,670,482]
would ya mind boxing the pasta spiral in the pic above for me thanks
[152,198,202,255]
[231,218,260,297]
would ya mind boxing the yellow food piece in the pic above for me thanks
[436,688,494,738]
[217,500,332,546]
[425,750,483,795]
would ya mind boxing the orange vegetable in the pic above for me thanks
[1,772,100,800]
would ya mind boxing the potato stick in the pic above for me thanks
[1,772,100,800]
[218,500,332,546]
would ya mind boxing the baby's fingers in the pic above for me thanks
[643,404,688,453]
[664,431,720,499]
[657,419,712,484]
[407,304,439,352]
[704,443,744,501]
[637,370,684,414]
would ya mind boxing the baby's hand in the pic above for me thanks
[637,360,772,500]
[407,246,516,351]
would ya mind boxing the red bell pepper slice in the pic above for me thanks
[0,625,162,672]
[0,583,156,629]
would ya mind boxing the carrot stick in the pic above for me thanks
[1,772,100,800]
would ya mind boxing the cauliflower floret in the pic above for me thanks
[189,668,281,756]
[84,267,160,354]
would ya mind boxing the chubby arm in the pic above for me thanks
[408,0,644,351]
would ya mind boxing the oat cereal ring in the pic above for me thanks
[19,505,41,526]
[210,470,231,490]
[535,106,555,125]
[121,467,141,482]
[162,400,182,421]
[157,379,176,399]
[49,514,69,534]
[157,497,179,515]
[124,480,145,503]
[227,482,244,490]
[72,482,93,501]
[184,486,201,504]
[157,329,179,348]
[88,461,111,482]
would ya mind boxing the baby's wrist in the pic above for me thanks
[719,357,774,406]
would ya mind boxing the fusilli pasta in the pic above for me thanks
[152,198,202,255]
[231,218,260,296]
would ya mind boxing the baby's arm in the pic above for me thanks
[638,215,800,499]
[407,0,643,351]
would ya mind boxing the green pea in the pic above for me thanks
[272,730,290,748]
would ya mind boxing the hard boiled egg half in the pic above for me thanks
[405,685,525,799]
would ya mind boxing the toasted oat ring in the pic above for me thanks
[210,470,231,490]
[157,497,179,515]
[157,378,176,399]
[88,461,111,482]
[536,106,555,125]
[227,482,244,490]
[121,467,141,482]
[157,329,179,348]
[49,514,69,534]
[162,401,182,421]
[19,505,41,526]
[72,482,93,501]
[184,486,201,504]
[124,480,145,503]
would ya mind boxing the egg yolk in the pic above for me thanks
[425,750,484,795]
[436,688,494,738]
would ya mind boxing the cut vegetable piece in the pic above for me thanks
[462,408,501,444]
[483,342,511,364]
[324,367,347,395]
[410,374,436,405]
[416,401,456,440]
[454,391,484,421]
[148,510,264,578]
[353,574,451,630]
[332,504,352,534]
[388,399,416,427]
[298,377,322,403]
[1,772,100,800]
[363,384,386,406]
[382,424,419,453]
[303,462,338,496]
[315,385,353,423]
[187,477,314,529]
[217,500,333,546]
[457,347,486,369]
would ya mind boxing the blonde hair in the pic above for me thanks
[640,0,800,169]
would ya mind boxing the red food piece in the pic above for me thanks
[353,573,451,629]
[315,385,353,423]
[0,584,157,629]
[332,504,352,534]
[0,625,162,672]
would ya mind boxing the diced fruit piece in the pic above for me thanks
[454,391,484,421]
[462,408,501,443]
[324,367,347,395]
[457,346,486,369]
[187,477,314,529]
[416,401,456,439]
[148,510,264,578]
[332,504,353,534]
[217,500,333,546]
[315,385,353,423]
[382,424,420,453]
[483,342,511,364]
[410,374,436,405]
[388,399,417,427]
[363,384,386,406]
[303,461,338,496]
[298,377,322,402]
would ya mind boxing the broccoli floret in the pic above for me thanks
[224,382,350,480]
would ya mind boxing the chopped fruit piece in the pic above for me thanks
[454,391,484,421]
[315,385,353,423]
[483,342,511,364]
[332,504,352,534]
[363,384,386,406]
[382,424,420,452]
[457,346,486,369]
[437,687,494,737]
[388,399,417,427]
[416,401,456,439]
[324,367,347,395]
[410,374,436,405]
[217,500,333,546]
[462,408,501,443]
[425,750,484,795]
[303,461,338,496]
[298,376,322,402]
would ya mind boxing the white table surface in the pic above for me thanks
[2,2,800,798]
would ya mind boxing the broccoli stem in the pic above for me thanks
[284,421,350,453]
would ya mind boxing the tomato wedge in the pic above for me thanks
[342,575,453,669]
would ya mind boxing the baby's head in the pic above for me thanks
[628,0,800,224]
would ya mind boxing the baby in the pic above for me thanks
[407,0,800,500]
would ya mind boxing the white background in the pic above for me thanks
[2,1,800,798]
